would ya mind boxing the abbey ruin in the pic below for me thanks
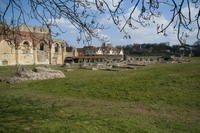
[0,24,124,66]
[0,24,67,65]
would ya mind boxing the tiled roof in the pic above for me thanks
[73,55,106,59]
[72,55,123,59]
[84,46,122,51]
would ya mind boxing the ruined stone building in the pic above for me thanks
[0,23,124,66]
[0,24,66,66]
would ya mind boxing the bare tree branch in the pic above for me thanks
[0,0,200,45]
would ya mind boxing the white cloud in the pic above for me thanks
[182,4,199,20]
[98,34,110,41]
[51,18,76,29]
[100,16,113,24]
[113,5,199,45]
[52,3,199,46]
[93,28,110,41]
[115,7,176,45]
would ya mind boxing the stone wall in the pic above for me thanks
[51,39,66,65]
[0,40,16,65]
[0,25,67,66]
[18,40,34,65]
[66,47,79,57]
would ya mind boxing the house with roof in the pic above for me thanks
[64,45,124,63]
[84,46,103,55]
[84,46,124,56]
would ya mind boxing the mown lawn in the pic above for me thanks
[0,58,200,133]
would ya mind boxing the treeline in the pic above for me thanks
[116,42,200,56]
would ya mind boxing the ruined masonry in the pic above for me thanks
[0,24,66,65]
[0,24,124,66]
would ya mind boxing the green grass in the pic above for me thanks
[0,58,200,133]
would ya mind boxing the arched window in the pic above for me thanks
[23,41,29,47]
[40,43,45,51]
[55,43,59,52]
[23,41,30,54]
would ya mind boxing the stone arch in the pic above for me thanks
[20,40,32,46]
[38,40,49,51]
[54,43,60,53]
[51,43,61,65]
[18,40,34,65]
[40,42,45,51]
[19,40,33,54]
[51,40,66,65]
[37,40,49,63]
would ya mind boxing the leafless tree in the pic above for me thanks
[0,0,200,44]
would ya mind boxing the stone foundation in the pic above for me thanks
[0,66,65,83]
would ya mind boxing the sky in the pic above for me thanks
[1,0,199,47]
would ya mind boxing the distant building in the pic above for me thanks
[0,23,124,65]
[84,46,123,56]
[65,45,124,63]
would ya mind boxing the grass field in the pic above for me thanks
[0,58,200,133]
